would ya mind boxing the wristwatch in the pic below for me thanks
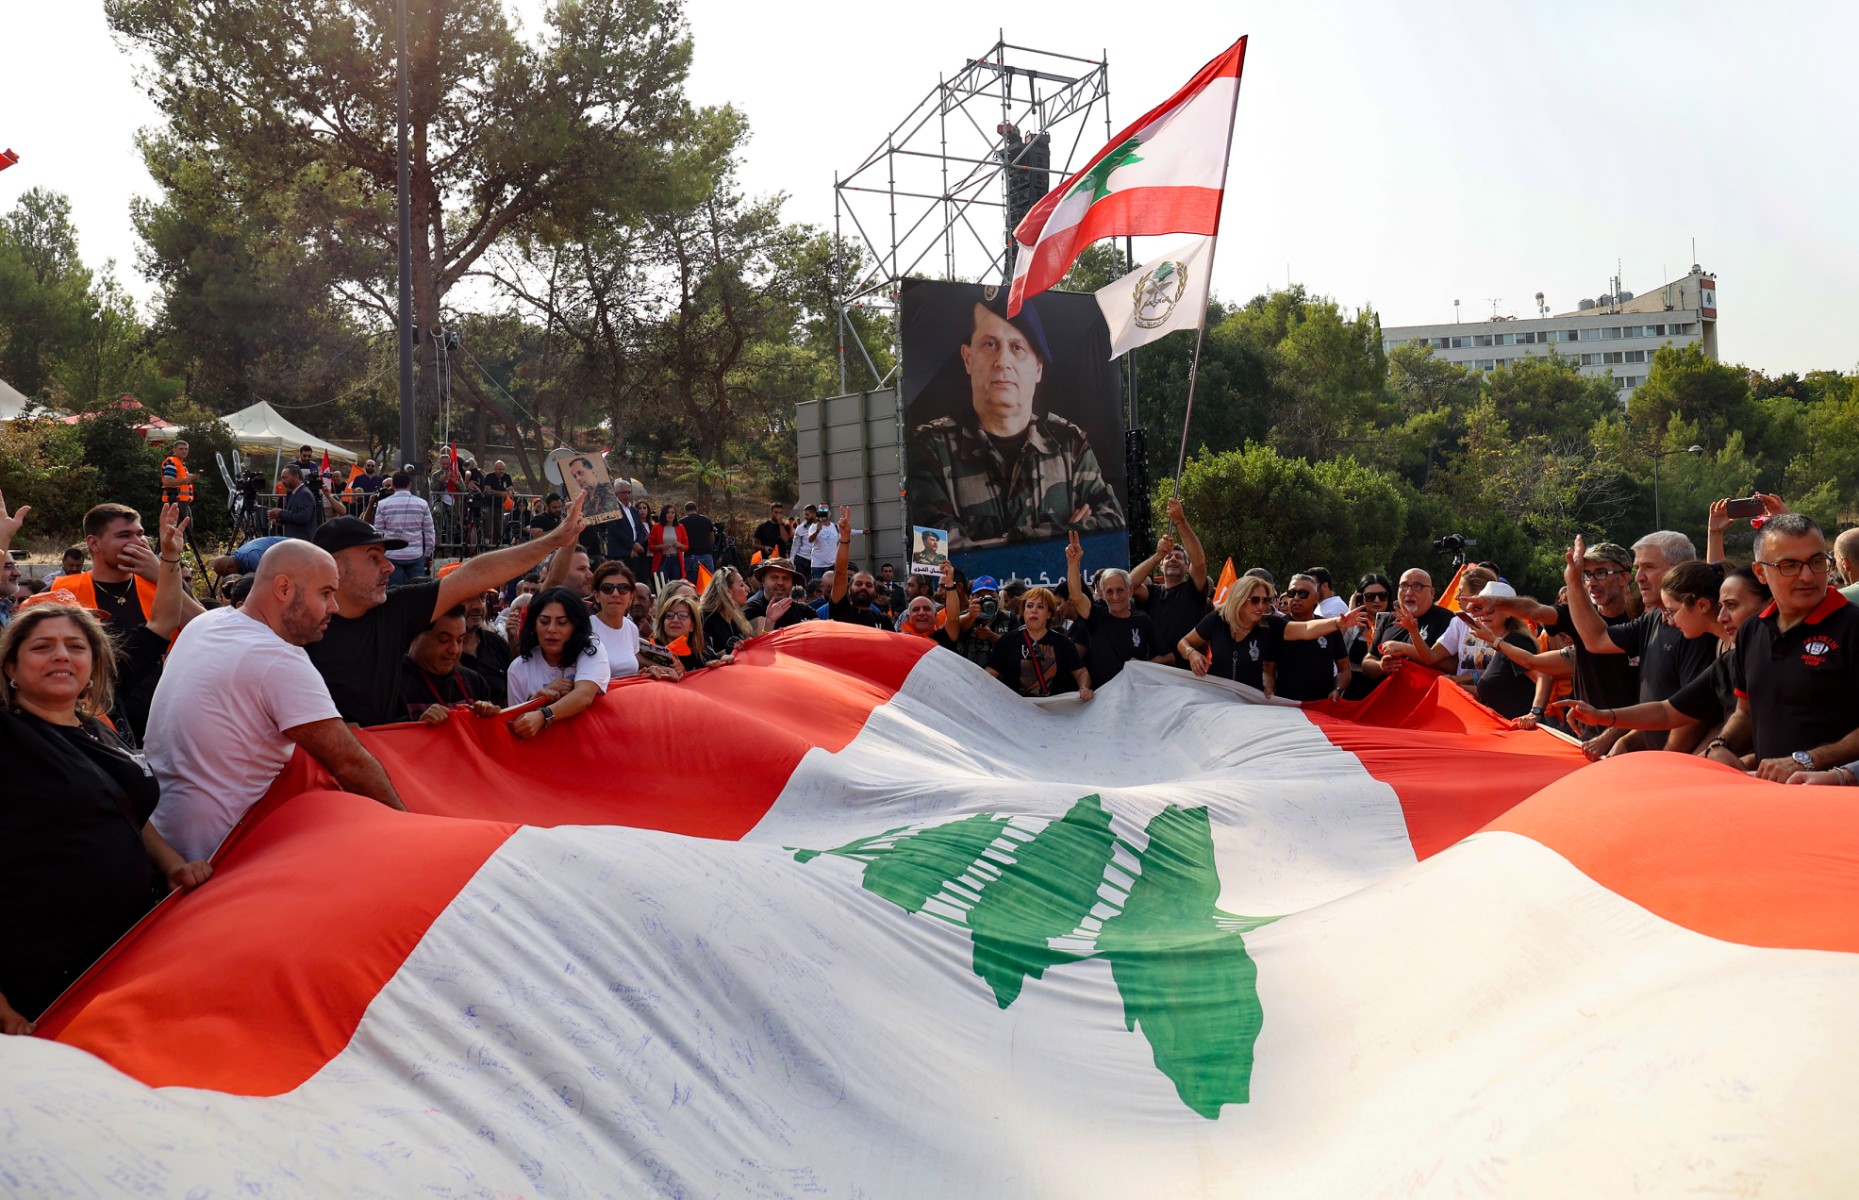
[1792,750,1815,770]
[540,705,555,729]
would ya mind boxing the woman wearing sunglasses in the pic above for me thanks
[1178,574,1364,699]
[591,561,681,682]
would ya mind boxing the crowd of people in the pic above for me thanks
[4,471,1858,1035]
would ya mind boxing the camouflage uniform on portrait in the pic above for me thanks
[908,412,1126,547]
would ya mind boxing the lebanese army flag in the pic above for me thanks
[1095,235,1216,358]
[1008,37,1245,317]
[12,626,1859,1196]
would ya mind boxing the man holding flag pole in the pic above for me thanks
[1007,35,1247,499]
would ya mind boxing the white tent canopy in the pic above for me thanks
[144,399,359,463]
[0,377,30,421]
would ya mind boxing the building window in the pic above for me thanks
[1556,329,1581,343]
[1579,353,1601,366]
[1452,336,1472,349]
[1624,350,1646,364]
[1475,359,1496,371]
[1603,327,1624,340]
[1602,351,1624,364]
[1645,324,1665,337]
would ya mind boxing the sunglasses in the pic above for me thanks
[1245,595,1271,606]
[1287,589,1312,599]
[1581,567,1626,580]
[596,583,630,595]
[1361,591,1390,601]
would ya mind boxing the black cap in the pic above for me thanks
[312,516,409,554]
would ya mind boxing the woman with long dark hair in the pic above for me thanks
[506,586,610,738]
[650,503,688,583]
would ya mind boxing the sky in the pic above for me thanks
[4,0,1855,376]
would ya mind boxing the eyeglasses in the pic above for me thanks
[596,583,630,595]
[1245,595,1271,606]
[662,609,692,622]
[1756,553,1831,578]
[1581,568,1625,580]
[1361,591,1390,601]
[1287,589,1312,599]
[1397,582,1431,591]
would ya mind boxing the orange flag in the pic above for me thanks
[1211,558,1238,605]
[696,563,714,593]
[666,635,691,657]
[1436,563,1470,612]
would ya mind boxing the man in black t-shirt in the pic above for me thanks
[1470,542,1642,752]
[308,498,586,726]
[1063,531,1161,687]
[1362,569,1455,685]
[480,460,515,547]
[1710,514,1859,780]
[398,606,500,724]
[743,557,816,633]
[1554,531,1715,750]
[1132,497,1211,668]
[680,501,717,576]
[754,502,793,563]
[1275,574,1351,701]
[825,508,892,630]
[528,494,564,540]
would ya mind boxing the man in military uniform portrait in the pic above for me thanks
[910,530,949,570]
[907,294,1125,549]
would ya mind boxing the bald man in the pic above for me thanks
[149,540,405,861]
[1836,526,1859,605]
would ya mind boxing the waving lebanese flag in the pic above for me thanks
[1008,37,1246,317]
[15,627,1859,1195]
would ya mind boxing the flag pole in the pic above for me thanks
[1170,49,1247,500]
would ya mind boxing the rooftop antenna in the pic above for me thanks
[1534,291,1546,317]
[1453,298,1460,324]
[1487,297,1502,320]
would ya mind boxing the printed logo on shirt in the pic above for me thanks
[1801,635,1839,668]
[1131,629,1142,648]
[1247,641,1260,662]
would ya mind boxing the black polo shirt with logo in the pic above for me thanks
[1730,588,1859,761]
[1275,627,1348,702]
[1075,601,1158,686]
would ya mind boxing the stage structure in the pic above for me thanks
[804,38,1144,570]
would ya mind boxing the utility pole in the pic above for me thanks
[395,0,417,474]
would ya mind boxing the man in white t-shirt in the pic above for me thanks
[148,540,406,861]
[1307,567,1350,620]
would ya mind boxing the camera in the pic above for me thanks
[1433,533,1476,552]
[979,596,999,620]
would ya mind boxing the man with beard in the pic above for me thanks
[826,507,891,630]
[1132,497,1210,668]
[1360,568,1457,687]
[148,540,405,863]
[306,499,586,727]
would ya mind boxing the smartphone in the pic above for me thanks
[1724,497,1764,519]
[1452,609,1477,624]
[638,643,679,669]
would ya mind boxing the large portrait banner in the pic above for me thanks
[900,278,1129,586]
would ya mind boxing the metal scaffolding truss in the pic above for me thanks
[833,36,1113,390]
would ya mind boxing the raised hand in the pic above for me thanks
[1565,533,1588,583]
[1166,496,1186,526]
[837,505,852,540]
[0,487,30,550]
[1707,498,1732,534]
[1064,530,1083,567]
[159,502,190,561]
[1156,533,1176,558]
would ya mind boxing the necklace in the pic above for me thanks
[94,577,136,605]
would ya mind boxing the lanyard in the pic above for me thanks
[1024,629,1051,695]
[420,669,474,707]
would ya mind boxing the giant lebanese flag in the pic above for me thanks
[10,626,1859,1196]
[1007,36,1246,317]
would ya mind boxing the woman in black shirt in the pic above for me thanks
[0,600,211,1032]
[984,587,1093,699]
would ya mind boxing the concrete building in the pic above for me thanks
[1380,266,1717,401]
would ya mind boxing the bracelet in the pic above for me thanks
[1836,766,1856,786]
[161,555,182,564]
